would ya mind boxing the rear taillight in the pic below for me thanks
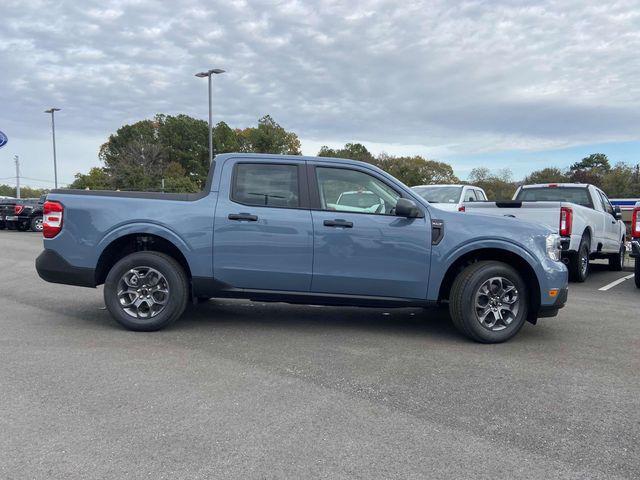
[458,205,466,212]
[14,205,24,215]
[632,207,640,239]
[559,206,573,237]
[43,201,64,238]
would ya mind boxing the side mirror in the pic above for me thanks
[614,205,622,220]
[395,198,421,218]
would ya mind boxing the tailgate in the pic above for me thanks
[463,201,562,231]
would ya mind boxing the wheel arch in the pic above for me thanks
[95,232,192,287]
[438,247,541,323]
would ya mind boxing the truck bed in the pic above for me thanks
[463,201,564,232]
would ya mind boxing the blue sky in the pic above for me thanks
[1,0,640,188]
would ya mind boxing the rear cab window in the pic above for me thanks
[231,163,300,208]
[514,187,593,208]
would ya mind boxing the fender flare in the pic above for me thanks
[95,222,192,264]
[429,238,543,301]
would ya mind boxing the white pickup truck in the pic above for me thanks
[463,183,626,281]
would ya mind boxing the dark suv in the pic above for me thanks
[3,196,45,231]
[15,194,47,232]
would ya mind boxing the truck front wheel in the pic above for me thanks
[449,261,528,343]
[104,251,189,331]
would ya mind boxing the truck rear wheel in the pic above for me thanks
[104,251,189,331]
[608,244,625,271]
[635,258,640,289]
[449,261,528,343]
[568,236,590,282]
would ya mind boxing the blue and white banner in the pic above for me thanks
[0,130,7,149]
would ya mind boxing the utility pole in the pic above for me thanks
[14,155,20,199]
[44,107,61,189]
[195,68,225,164]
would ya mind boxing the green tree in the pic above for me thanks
[69,167,112,190]
[469,167,517,200]
[318,143,376,164]
[568,153,611,187]
[376,154,458,186]
[523,167,568,184]
[237,115,301,155]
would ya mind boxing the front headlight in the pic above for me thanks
[546,233,562,261]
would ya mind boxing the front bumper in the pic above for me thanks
[35,249,96,288]
[538,286,569,318]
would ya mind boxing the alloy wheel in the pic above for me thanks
[474,276,520,331]
[117,267,170,319]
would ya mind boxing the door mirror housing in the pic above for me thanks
[395,198,422,218]
[613,205,622,220]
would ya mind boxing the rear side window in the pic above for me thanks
[515,187,592,208]
[464,189,477,202]
[232,163,299,208]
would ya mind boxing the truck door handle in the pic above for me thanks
[323,219,353,228]
[228,213,258,222]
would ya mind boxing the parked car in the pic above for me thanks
[12,194,47,232]
[35,153,568,343]
[631,203,640,288]
[411,184,488,212]
[463,183,626,282]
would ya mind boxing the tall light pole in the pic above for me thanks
[195,68,225,164]
[44,107,61,189]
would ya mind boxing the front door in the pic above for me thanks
[213,159,313,291]
[309,164,431,299]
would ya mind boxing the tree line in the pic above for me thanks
[3,114,640,199]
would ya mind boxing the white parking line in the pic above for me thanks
[598,274,635,291]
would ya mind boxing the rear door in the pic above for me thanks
[213,158,313,291]
[308,162,431,299]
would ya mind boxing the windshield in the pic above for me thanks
[515,187,592,207]
[412,186,463,204]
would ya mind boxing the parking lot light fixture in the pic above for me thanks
[195,69,225,164]
[44,107,61,189]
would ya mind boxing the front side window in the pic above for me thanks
[475,190,487,201]
[316,167,400,215]
[598,191,614,215]
[232,163,299,208]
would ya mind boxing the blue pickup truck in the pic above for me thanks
[36,153,568,343]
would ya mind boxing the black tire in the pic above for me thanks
[30,216,43,232]
[568,235,590,282]
[449,261,528,343]
[635,258,640,289]
[608,243,625,271]
[16,222,29,232]
[104,251,189,331]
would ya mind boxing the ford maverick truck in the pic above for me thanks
[36,154,568,343]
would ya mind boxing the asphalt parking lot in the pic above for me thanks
[1,231,638,479]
